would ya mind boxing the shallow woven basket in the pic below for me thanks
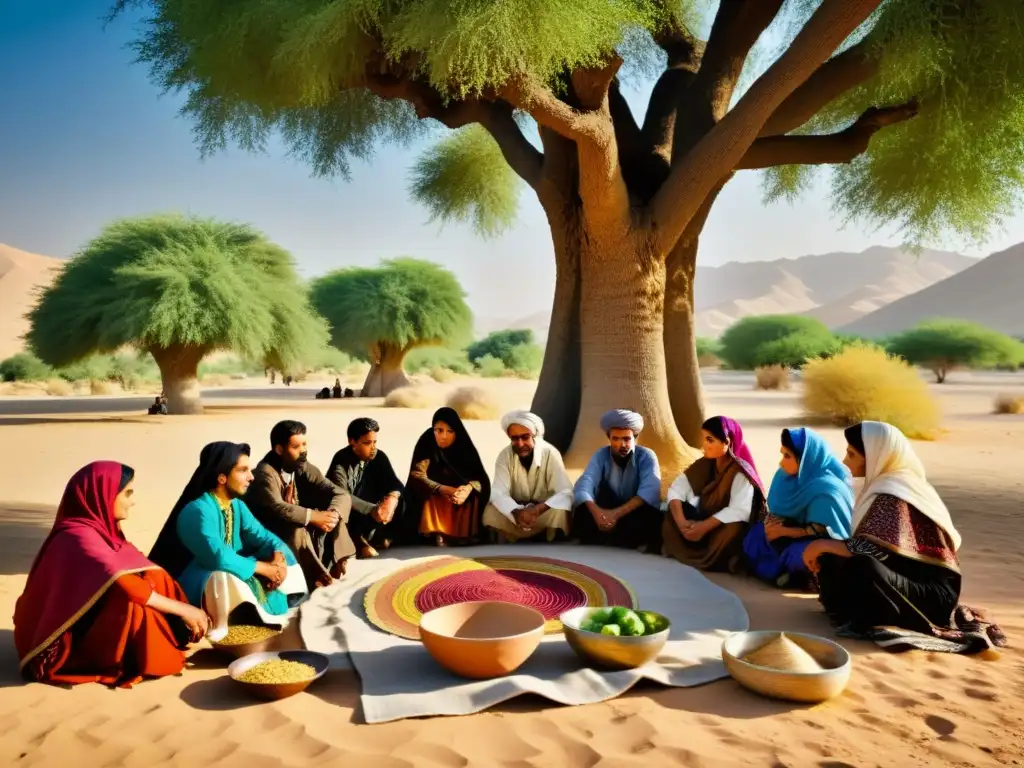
[721,630,852,703]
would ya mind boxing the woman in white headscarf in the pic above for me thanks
[802,421,1005,654]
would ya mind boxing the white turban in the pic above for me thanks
[500,409,545,438]
[600,409,644,434]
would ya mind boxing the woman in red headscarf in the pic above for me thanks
[14,461,210,687]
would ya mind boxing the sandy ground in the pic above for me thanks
[1,370,1022,767]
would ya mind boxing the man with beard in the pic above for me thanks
[327,417,406,559]
[148,441,307,638]
[482,410,574,543]
[245,421,354,590]
[571,409,664,551]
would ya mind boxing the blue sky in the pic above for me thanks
[2,1,1023,322]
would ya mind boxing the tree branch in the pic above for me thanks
[673,0,786,155]
[759,40,880,137]
[477,101,544,189]
[738,101,919,168]
[648,0,884,254]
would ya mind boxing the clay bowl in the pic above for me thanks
[721,630,852,703]
[418,601,546,679]
[208,625,284,659]
[560,607,671,670]
[227,650,330,701]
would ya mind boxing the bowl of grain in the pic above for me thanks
[721,630,851,703]
[208,624,284,659]
[227,650,330,700]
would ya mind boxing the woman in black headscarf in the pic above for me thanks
[407,407,491,546]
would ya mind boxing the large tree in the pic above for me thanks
[27,214,329,414]
[115,0,1024,474]
[310,257,473,396]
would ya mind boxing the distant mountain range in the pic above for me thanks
[2,242,1019,361]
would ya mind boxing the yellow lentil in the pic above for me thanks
[236,659,317,685]
[213,624,281,646]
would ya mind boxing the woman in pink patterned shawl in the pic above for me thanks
[663,416,766,572]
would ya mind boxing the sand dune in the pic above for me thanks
[0,371,1022,767]
[843,243,1024,337]
[0,245,64,360]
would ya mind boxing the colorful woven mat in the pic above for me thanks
[364,555,638,639]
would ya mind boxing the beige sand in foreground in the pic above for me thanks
[0,371,1022,767]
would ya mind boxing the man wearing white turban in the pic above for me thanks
[482,410,575,542]
[572,409,663,550]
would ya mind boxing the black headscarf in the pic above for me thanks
[844,424,865,457]
[409,407,490,502]
[149,441,250,578]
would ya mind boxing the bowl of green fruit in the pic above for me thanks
[560,606,671,670]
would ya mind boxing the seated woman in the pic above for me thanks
[148,441,307,638]
[803,422,1005,654]
[662,416,765,572]
[14,462,209,687]
[743,427,853,588]
[408,407,491,546]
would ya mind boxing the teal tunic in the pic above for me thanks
[175,492,297,614]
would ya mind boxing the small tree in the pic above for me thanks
[310,258,473,397]
[467,329,535,364]
[718,315,836,370]
[27,214,329,414]
[886,319,1024,383]
[0,352,54,382]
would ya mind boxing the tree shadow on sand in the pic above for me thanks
[0,502,56,575]
[0,629,25,689]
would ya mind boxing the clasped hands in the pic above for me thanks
[255,550,288,590]
[512,504,542,531]
[310,508,341,533]
[676,517,713,542]
[589,504,623,533]
[372,493,400,524]
[764,516,807,542]
[444,484,474,506]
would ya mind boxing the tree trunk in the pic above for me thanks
[563,229,694,484]
[530,209,582,453]
[361,342,411,397]
[150,344,207,415]
[664,236,706,448]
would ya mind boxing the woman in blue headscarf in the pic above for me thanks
[743,427,854,588]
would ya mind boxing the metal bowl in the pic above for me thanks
[227,650,330,700]
[721,630,852,703]
[560,607,671,671]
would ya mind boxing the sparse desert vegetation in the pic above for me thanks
[754,365,791,391]
[446,385,501,421]
[801,344,942,440]
[994,394,1024,415]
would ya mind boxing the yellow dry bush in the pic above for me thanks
[384,386,437,409]
[801,344,941,440]
[429,366,455,383]
[446,385,500,421]
[754,365,791,390]
[44,379,74,397]
[993,394,1024,415]
[89,379,121,396]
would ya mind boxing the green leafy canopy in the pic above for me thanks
[886,319,1024,371]
[27,213,329,372]
[309,257,473,358]
[718,314,836,371]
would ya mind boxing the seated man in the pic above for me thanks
[572,409,663,551]
[245,420,354,590]
[328,417,407,558]
[482,410,574,543]
[148,441,307,637]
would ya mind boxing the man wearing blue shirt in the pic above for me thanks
[572,409,663,551]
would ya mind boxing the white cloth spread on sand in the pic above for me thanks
[298,544,749,723]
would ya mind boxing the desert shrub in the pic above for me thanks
[406,347,473,375]
[467,329,533,363]
[475,354,507,378]
[719,315,836,370]
[886,319,1024,383]
[754,365,791,391]
[696,337,722,367]
[446,385,500,421]
[45,378,74,397]
[0,352,54,382]
[753,330,839,368]
[504,343,543,378]
[993,394,1024,415]
[801,344,941,440]
[428,366,455,382]
[384,386,437,409]
[89,379,121,396]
